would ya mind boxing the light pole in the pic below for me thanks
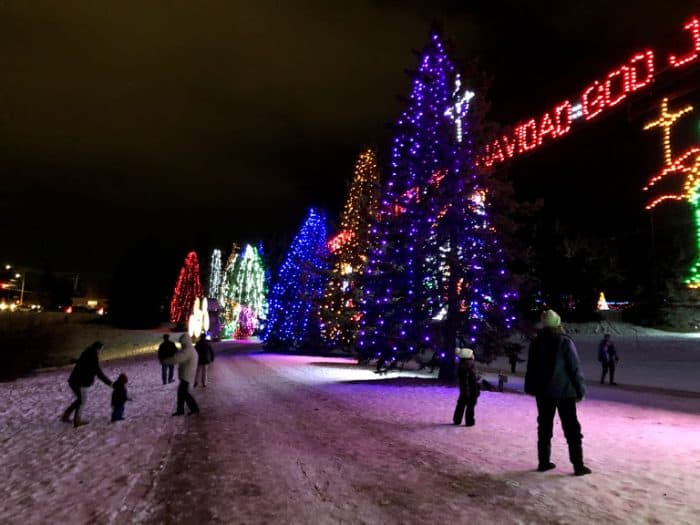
[15,272,25,305]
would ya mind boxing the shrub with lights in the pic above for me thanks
[170,251,203,328]
[357,32,515,379]
[263,208,330,349]
[320,149,381,350]
[219,244,268,338]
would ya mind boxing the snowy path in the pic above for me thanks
[1,340,699,524]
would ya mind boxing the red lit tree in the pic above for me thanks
[170,251,203,327]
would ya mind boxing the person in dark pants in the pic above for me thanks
[163,334,199,416]
[525,310,591,476]
[111,373,129,422]
[157,334,177,385]
[598,334,619,385]
[453,347,480,426]
[61,341,112,427]
[194,336,215,387]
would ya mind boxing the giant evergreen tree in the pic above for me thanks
[208,248,222,299]
[358,32,515,379]
[263,208,330,349]
[320,149,380,350]
[170,251,203,327]
[220,243,268,337]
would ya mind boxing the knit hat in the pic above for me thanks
[541,309,561,328]
[456,347,474,359]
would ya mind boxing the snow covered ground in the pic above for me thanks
[1,330,699,524]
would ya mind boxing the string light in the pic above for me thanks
[642,98,700,288]
[220,244,268,338]
[476,13,700,169]
[263,208,330,347]
[170,251,203,326]
[208,249,222,299]
[321,149,380,348]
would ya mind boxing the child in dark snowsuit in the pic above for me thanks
[111,373,129,422]
[453,348,480,426]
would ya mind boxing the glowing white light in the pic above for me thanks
[571,103,584,120]
[444,74,475,143]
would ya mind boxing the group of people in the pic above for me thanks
[60,332,216,427]
[453,310,620,476]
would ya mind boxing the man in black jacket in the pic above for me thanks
[61,341,112,427]
[524,310,591,476]
[158,334,177,385]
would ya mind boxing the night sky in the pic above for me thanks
[1,1,697,293]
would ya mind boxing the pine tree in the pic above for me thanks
[320,149,381,350]
[219,243,240,337]
[208,248,222,299]
[263,208,330,349]
[170,251,203,327]
[220,243,268,337]
[358,32,516,379]
[358,33,459,364]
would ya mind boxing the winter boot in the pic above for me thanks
[73,415,89,428]
[568,441,591,476]
[537,441,556,472]
[61,407,74,423]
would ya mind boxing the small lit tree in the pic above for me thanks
[170,251,203,327]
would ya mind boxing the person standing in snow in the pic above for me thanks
[194,336,214,387]
[452,347,480,426]
[598,334,619,385]
[524,310,591,476]
[157,334,177,385]
[163,333,199,416]
[61,341,112,427]
[111,373,130,422]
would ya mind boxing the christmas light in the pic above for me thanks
[208,249,222,299]
[320,149,380,348]
[220,243,268,338]
[170,251,203,326]
[263,208,330,348]
[359,31,515,371]
[642,98,700,288]
[444,74,475,143]
[668,17,700,68]
[476,13,700,169]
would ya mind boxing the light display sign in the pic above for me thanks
[477,15,700,169]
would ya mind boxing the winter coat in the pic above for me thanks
[457,359,480,404]
[112,382,128,407]
[598,340,619,364]
[524,328,586,400]
[164,334,198,383]
[195,338,215,365]
[158,339,177,361]
[68,344,111,388]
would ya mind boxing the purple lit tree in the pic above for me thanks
[262,208,330,349]
[358,32,515,379]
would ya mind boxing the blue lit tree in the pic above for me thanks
[263,208,330,349]
[358,32,515,379]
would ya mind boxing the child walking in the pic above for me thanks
[111,373,129,422]
[453,347,480,426]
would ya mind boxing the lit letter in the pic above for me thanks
[501,132,517,158]
[581,81,605,120]
[669,17,700,68]
[537,112,556,144]
[517,119,538,152]
[604,66,628,107]
[553,100,572,136]
[628,50,655,91]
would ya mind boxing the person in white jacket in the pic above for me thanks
[163,333,200,416]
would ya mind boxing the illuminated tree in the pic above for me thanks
[320,149,381,349]
[642,97,700,288]
[170,251,203,327]
[220,243,268,337]
[263,208,330,349]
[208,248,222,299]
[357,32,515,378]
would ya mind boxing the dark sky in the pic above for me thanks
[0,1,698,291]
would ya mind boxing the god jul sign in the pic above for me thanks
[477,15,700,169]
